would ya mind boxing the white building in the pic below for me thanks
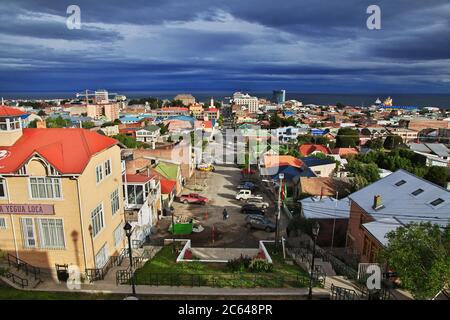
[408,143,450,167]
[232,92,259,113]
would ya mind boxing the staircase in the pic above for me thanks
[288,247,336,277]
[0,254,43,289]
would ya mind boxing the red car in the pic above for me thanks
[241,168,257,174]
[180,193,209,205]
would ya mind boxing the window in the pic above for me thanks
[90,204,104,238]
[395,180,406,186]
[126,184,144,205]
[430,198,444,207]
[96,165,104,183]
[110,189,120,215]
[29,177,62,199]
[21,218,36,248]
[104,159,112,177]
[38,219,65,249]
[0,179,6,198]
[113,223,123,247]
[95,244,108,269]
[411,188,424,196]
[0,217,6,229]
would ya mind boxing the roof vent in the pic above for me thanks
[372,195,384,210]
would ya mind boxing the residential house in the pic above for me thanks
[298,177,352,199]
[302,156,337,177]
[0,106,125,279]
[122,173,162,247]
[332,147,359,158]
[408,143,450,167]
[299,196,351,247]
[299,144,331,156]
[346,169,450,263]
[136,125,161,144]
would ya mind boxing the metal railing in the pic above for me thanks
[5,271,29,288]
[86,248,130,282]
[7,253,41,282]
[117,272,313,288]
[115,255,145,285]
[330,283,359,300]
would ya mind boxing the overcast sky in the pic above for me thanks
[0,0,449,94]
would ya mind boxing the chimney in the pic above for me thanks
[372,195,383,210]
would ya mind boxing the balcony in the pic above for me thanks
[121,160,126,174]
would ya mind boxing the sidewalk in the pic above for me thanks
[28,280,330,298]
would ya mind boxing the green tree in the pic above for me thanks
[113,134,137,148]
[365,137,384,150]
[157,123,169,135]
[335,128,359,148]
[424,166,449,188]
[37,110,46,117]
[46,116,71,128]
[28,119,38,128]
[383,135,403,150]
[82,121,96,129]
[379,222,450,299]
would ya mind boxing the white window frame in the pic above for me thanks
[113,223,124,247]
[21,217,37,248]
[28,177,63,200]
[110,188,120,215]
[90,203,105,238]
[37,218,66,249]
[96,164,104,184]
[95,243,109,269]
[104,159,112,177]
[0,217,6,229]
[0,179,7,199]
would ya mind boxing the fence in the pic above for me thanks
[117,272,313,288]
[6,253,41,283]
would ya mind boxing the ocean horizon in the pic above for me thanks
[2,91,450,109]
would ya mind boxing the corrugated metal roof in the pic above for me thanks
[300,196,351,219]
[349,169,450,226]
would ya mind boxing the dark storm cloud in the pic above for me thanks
[0,0,449,93]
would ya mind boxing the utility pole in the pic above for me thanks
[330,191,338,252]
[275,173,284,249]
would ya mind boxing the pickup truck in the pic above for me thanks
[235,189,263,201]
[179,193,209,205]
[245,198,269,209]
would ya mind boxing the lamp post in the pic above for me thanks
[308,222,320,300]
[123,222,136,296]
[275,173,284,249]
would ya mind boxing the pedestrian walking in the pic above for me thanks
[223,208,228,220]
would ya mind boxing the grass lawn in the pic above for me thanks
[0,286,125,300]
[133,246,311,288]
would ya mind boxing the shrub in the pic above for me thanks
[227,255,251,272]
[248,259,273,273]
[183,249,193,259]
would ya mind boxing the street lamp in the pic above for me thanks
[275,173,284,249]
[123,221,136,296]
[308,222,320,300]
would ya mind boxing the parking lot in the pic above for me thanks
[153,164,283,248]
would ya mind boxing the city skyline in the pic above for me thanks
[0,0,449,94]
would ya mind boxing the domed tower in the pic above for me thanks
[0,105,26,146]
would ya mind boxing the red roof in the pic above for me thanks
[206,108,218,112]
[299,144,331,156]
[0,128,118,174]
[124,174,155,183]
[0,105,27,117]
[194,120,213,129]
[332,147,359,157]
[160,177,176,193]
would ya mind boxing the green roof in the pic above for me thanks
[154,162,178,180]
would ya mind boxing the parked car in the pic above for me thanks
[245,198,269,209]
[235,189,263,201]
[241,204,265,215]
[179,193,209,205]
[245,214,276,232]
[197,163,215,172]
[237,181,258,190]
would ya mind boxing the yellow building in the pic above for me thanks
[0,106,125,281]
